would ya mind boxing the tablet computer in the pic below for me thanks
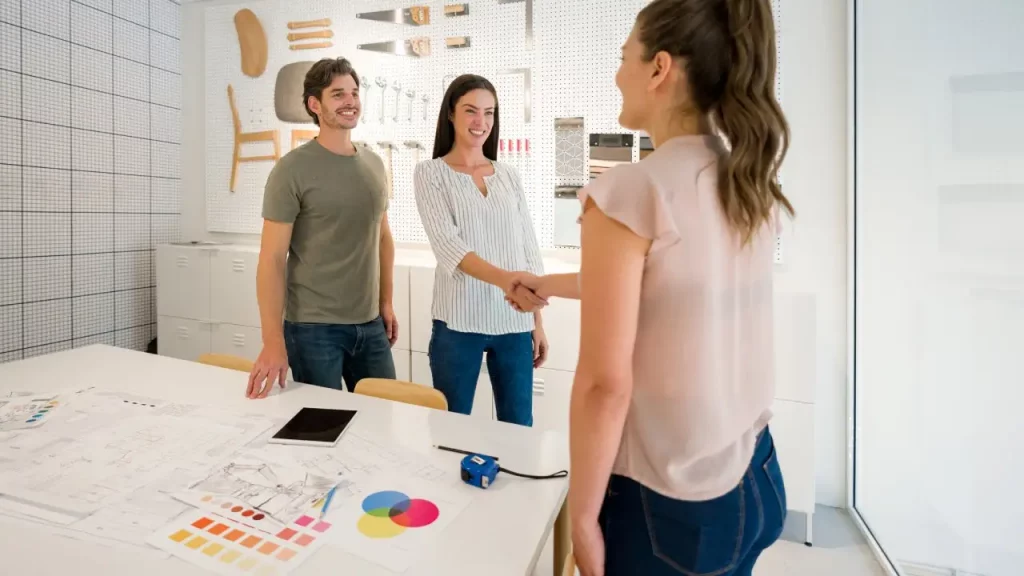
[267,407,357,447]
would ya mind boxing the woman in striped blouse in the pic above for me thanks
[412,74,548,427]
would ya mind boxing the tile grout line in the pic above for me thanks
[0,67,181,111]
[18,0,24,360]
[111,0,115,344]
[4,21,182,77]
[0,115,183,147]
[148,0,153,344]
[69,0,74,346]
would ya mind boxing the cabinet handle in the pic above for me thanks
[232,334,246,347]
[176,327,190,339]
[532,378,545,396]
[231,259,246,272]
[175,256,189,267]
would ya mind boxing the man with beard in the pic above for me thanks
[246,57,398,398]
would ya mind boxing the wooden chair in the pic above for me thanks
[291,129,319,150]
[555,502,574,576]
[353,378,448,411]
[197,353,254,373]
[227,84,280,192]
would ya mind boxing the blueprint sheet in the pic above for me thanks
[0,390,275,548]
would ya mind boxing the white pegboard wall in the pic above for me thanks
[203,0,785,246]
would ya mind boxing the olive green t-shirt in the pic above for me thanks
[262,139,388,325]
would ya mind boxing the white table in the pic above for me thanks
[0,345,569,576]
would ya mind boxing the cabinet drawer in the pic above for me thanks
[211,250,260,327]
[768,399,816,514]
[156,246,210,320]
[157,316,211,362]
[210,323,262,361]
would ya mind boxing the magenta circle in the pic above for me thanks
[390,499,439,528]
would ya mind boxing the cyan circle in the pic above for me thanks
[361,491,409,514]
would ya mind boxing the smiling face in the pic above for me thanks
[309,73,360,130]
[450,88,495,149]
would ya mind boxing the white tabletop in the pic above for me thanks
[0,345,569,576]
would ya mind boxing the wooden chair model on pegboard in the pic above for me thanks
[227,84,280,192]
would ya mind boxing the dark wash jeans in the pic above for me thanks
[428,320,534,426]
[600,428,787,576]
[283,317,396,392]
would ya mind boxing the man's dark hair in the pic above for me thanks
[302,57,360,126]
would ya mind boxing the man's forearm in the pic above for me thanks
[379,233,395,307]
[256,258,287,345]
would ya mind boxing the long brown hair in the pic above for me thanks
[431,74,500,161]
[637,0,793,243]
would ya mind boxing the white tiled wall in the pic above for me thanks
[0,0,182,362]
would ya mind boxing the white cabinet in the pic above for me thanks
[211,250,260,327]
[538,298,580,373]
[409,266,434,353]
[532,367,573,433]
[210,323,262,361]
[156,245,210,320]
[157,316,211,361]
[769,399,816,519]
[392,348,410,381]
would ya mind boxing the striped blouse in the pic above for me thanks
[413,158,544,335]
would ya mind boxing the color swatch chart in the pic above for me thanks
[148,508,332,575]
[178,493,289,534]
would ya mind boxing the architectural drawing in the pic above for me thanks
[0,391,275,523]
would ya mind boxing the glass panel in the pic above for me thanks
[855,1,1024,575]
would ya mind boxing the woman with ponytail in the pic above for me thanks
[511,1,793,574]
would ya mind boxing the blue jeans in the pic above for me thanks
[600,428,787,576]
[428,320,534,426]
[283,317,396,392]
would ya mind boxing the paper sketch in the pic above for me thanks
[184,455,336,525]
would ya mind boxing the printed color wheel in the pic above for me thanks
[358,491,440,539]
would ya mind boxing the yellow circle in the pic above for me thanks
[357,513,407,539]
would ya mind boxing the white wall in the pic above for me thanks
[179,0,852,507]
[775,0,849,507]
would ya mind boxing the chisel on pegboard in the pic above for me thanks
[444,4,469,16]
[445,36,471,49]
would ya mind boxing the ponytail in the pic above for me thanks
[713,0,793,244]
[636,0,793,245]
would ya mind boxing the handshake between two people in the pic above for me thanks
[501,271,551,313]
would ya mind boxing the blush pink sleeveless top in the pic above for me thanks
[579,134,777,501]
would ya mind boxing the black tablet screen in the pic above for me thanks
[271,407,357,443]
